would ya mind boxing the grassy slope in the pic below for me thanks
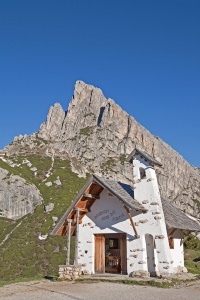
[0,153,90,281]
[184,232,200,275]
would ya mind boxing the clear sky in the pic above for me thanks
[0,0,199,167]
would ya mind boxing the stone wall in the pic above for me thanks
[58,265,82,280]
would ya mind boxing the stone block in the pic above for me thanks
[82,270,90,275]
[59,273,64,279]
[64,275,71,280]
[142,200,149,204]
[147,178,154,182]
[72,276,78,281]
[131,270,150,278]
[139,219,148,223]
[74,267,80,272]
[59,267,64,272]
[182,267,188,273]
[155,235,165,239]
[130,254,138,258]
[135,234,140,239]
[72,272,79,276]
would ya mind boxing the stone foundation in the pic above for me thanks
[174,266,188,274]
[130,270,150,278]
[59,265,82,280]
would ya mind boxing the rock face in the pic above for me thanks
[2,80,200,218]
[0,168,42,219]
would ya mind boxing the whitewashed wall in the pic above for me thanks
[167,229,184,269]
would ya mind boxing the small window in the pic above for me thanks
[109,238,118,249]
[168,236,174,249]
[139,168,146,179]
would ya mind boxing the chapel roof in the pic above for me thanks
[161,198,200,232]
[126,148,162,166]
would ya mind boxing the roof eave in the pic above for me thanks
[125,148,162,167]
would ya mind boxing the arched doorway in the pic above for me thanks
[145,234,156,276]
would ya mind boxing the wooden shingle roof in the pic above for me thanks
[161,198,200,231]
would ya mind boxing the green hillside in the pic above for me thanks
[0,152,90,281]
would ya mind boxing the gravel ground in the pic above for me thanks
[1,280,200,300]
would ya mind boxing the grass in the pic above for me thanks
[191,199,200,213]
[100,158,117,174]
[120,154,126,165]
[184,249,200,274]
[0,273,44,287]
[79,127,91,136]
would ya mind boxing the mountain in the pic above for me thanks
[0,80,199,281]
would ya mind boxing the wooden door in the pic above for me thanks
[94,234,105,273]
[120,233,127,274]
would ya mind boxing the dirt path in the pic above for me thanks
[0,221,22,247]
[1,280,200,300]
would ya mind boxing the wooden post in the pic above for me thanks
[168,228,176,249]
[124,206,138,237]
[66,219,72,265]
[74,208,80,266]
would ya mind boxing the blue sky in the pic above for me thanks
[0,0,199,167]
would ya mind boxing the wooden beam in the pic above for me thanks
[74,208,80,266]
[83,193,100,199]
[66,220,72,265]
[73,213,76,223]
[79,208,90,213]
[180,231,191,246]
[169,228,176,237]
[168,229,176,249]
[124,206,138,237]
